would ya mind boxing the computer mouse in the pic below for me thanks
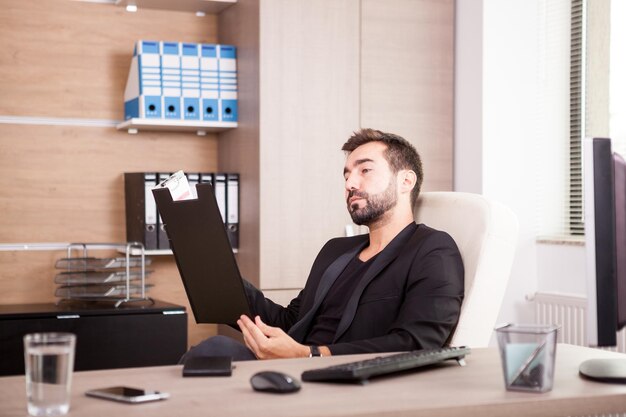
[250,371,301,393]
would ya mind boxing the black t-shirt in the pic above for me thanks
[304,254,378,345]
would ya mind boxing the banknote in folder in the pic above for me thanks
[155,170,192,201]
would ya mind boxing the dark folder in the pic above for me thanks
[152,183,251,325]
[124,172,158,250]
[225,173,240,250]
[157,172,172,250]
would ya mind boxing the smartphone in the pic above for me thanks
[85,386,170,403]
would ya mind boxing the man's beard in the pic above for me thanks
[347,180,398,226]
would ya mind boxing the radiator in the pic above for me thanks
[531,292,626,353]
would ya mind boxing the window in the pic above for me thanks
[567,0,625,236]
[568,0,584,235]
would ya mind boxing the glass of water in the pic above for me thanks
[23,333,76,416]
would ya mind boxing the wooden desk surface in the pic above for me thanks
[1,344,626,417]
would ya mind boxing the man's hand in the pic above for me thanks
[237,315,310,360]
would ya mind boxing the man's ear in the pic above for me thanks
[398,170,417,195]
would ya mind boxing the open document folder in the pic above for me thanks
[152,171,251,325]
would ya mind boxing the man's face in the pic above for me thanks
[343,142,398,226]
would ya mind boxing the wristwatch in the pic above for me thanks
[309,345,322,357]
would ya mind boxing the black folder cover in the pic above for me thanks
[182,356,232,377]
[152,183,251,325]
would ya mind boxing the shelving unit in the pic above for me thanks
[123,248,173,256]
[115,0,236,14]
[0,0,230,348]
[118,247,238,256]
[117,118,237,136]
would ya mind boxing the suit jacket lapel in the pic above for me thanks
[333,223,418,343]
[288,239,368,342]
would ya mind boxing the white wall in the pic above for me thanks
[536,243,587,295]
[454,0,482,195]
[482,0,541,325]
[455,0,582,337]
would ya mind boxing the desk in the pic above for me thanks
[1,344,625,417]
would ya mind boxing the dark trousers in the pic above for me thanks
[179,335,257,363]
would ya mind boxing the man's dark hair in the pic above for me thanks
[342,128,423,206]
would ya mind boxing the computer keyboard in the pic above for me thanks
[301,346,470,383]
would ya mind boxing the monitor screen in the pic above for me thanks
[583,137,626,347]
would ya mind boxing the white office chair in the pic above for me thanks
[414,192,519,347]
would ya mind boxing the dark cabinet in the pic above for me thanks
[0,300,187,376]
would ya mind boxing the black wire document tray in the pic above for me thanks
[55,283,154,299]
[152,183,251,325]
[54,270,153,285]
[55,257,152,269]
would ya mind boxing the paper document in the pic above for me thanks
[155,170,193,201]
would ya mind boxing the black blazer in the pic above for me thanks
[243,222,464,355]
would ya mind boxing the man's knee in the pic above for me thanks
[179,335,256,363]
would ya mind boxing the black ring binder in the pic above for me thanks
[152,183,251,325]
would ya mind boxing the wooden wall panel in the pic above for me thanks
[0,0,217,119]
[361,0,455,192]
[218,0,261,287]
[258,0,360,291]
[0,124,218,243]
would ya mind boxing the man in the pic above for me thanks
[183,128,464,361]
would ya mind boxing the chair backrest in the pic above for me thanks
[414,192,519,347]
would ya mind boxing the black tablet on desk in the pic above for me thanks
[152,183,251,325]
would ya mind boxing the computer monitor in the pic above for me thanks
[580,137,626,381]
